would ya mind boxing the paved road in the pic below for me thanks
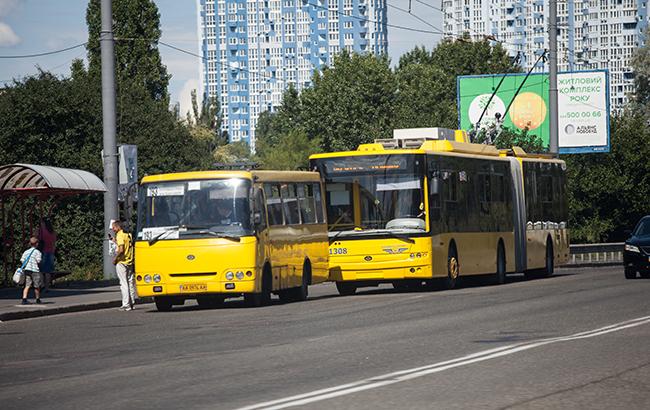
[1,266,650,409]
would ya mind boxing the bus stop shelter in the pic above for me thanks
[0,164,106,285]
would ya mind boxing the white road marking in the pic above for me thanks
[235,315,650,410]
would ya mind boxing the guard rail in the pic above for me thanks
[567,242,624,265]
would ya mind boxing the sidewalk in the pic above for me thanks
[0,281,150,321]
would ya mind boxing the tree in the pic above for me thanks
[474,126,546,153]
[213,141,252,165]
[84,0,212,176]
[256,129,321,170]
[86,0,170,102]
[394,38,520,132]
[631,31,650,109]
[300,51,397,151]
[563,113,650,242]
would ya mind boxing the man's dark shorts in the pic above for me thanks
[24,270,43,288]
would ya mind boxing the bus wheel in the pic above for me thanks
[336,281,357,296]
[625,267,637,279]
[543,239,554,278]
[245,267,272,307]
[197,295,224,309]
[154,296,173,312]
[491,243,506,285]
[444,245,459,290]
[292,261,311,302]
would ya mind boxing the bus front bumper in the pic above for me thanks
[329,263,432,282]
[136,279,257,297]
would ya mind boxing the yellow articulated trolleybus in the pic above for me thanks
[309,128,569,296]
[135,170,329,311]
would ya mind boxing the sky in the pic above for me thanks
[0,0,443,116]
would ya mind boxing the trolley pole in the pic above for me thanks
[100,0,119,279]
[549,0,559,157]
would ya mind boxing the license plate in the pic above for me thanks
[179,283,207,293]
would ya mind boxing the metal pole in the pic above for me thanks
[549,0,559,157]
[101,0,119,279]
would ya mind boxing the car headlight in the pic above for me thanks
[144,274,152,283]
[236,271,244,280]
[225,271,234,280]
[153,274,161,283]
[625,244,641,253]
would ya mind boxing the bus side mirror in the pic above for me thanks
[430,177,441,195]
[253,212,263,227]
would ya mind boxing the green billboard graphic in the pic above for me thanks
[457,70,610,153]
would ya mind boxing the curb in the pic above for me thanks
[0,297,153,322]
[561,262,622,269]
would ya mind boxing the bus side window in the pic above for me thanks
[253,187,267,230]
[281,183,301,225]
[298,183,317,224]
[265,184,284,226]
[313,183,325,223]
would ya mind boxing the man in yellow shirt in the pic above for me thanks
[111,220,136,311]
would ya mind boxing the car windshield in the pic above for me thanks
[634,218,650,238]
[137,178,252,240]
[312,154,426,233]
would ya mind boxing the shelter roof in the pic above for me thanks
[0,163,106,197]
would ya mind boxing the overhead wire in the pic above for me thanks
[0,42,87,59]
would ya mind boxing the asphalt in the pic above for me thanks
[1,266,649,410]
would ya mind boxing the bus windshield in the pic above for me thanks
[313,155,426,233]
[137,178,253,240]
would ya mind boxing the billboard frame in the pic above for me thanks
[456,69,610,154]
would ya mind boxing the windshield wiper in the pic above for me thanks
[148,228,178,246]
[384,231,416,244]
[182,227,241,242]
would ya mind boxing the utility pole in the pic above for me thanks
[100,0,119,279]
[549,0,559,157]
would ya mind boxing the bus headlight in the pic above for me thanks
[144,274,152,283]
[236,271,244,280]
[153,274,161,283]
[225,271,234,280]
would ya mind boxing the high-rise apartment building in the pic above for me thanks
[198,0,388,150]
[442,0,648,109]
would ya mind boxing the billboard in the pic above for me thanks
[457,70,610,153]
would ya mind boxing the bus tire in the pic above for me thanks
[625,267,637,279]
[293,260,311,302]
[154,296,173,312]
[444,243,459,290]
[542,238,554,278]
[245,266,272,307]
[336,281,357,296]
[490,242,506,285]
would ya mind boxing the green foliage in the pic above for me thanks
[86,0,170,102]
[474,126,546,153]
[0,1,214,284]
[631,31,650,108]
[394,38,520,132]
[564,113,650,242]
[300,51,397,151]
[256,129,321,170]
[213,141,252,165]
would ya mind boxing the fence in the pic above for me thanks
[567,243,624,265]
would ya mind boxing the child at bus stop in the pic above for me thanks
[20,237,43,304]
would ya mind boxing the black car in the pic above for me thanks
[624,216,650,279]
